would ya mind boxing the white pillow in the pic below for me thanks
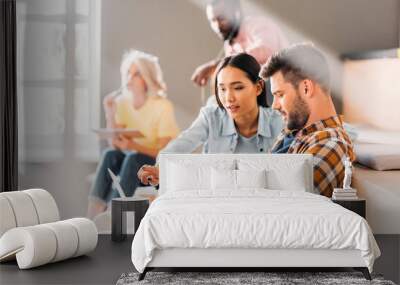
[166,159,235,192]
[238,158,309,192]
[237,169,267,189]
[355,142,400,170]
[211,169,267,191]
[211,168,236,190]
[167,162,209,191]
[266,162,306,191]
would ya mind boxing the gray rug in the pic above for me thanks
[117,271,396,285]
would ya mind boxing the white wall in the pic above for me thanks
[101,0,400,127]
[255,0,399,53]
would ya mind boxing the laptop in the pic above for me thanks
[107,168,126,198]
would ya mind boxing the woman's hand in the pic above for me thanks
[112,135,137,151]
[107,124,126,147]
[103,92,118,119]
[138,165,159,186]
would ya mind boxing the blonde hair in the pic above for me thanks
[120,50,167,97]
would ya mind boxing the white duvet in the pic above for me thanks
[131,190,380,273]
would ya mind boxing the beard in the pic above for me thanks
[220,20,239,41]
[220,26,234,41]
[286,93,310,131]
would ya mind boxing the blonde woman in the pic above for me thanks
[88,50,179,218]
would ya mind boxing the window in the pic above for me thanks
[17,0,101,163]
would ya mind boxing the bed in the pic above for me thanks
[345,126,400,235]
[351,139,400,234]
[131,154,380,281]
[342,51,400,236]
[353,164,400,234]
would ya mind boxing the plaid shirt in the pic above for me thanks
[271,116,355,197]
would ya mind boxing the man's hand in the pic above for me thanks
[191,60,218,87]
[138,165,159,186]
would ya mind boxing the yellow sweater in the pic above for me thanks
[115,95,180,149]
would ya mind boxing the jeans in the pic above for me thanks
[90,148,156,203]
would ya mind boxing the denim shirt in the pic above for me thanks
[161,105,283,154]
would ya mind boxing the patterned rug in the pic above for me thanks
[117,271,396,285]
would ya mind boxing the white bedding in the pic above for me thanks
[131,190,380,273]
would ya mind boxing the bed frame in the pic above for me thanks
[137,154,372,281]
[139,249,371,280]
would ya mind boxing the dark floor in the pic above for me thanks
[0,235,399,285]
[0,235,134,285]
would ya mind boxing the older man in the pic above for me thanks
[261,43,355,197]
[192,0,287,87]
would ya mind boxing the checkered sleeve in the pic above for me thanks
[305,138,349,197]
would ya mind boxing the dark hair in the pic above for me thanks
[214,53,268,108]
[261,43,330,93]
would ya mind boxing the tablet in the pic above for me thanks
[92,128,144,139]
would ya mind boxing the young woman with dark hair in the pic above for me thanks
[138,53,283,185]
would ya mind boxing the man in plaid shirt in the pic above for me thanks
[261,43,355,197]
